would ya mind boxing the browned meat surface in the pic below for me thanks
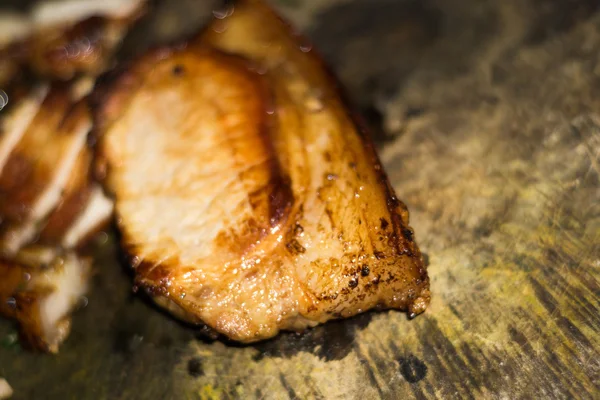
[0,247,91,353]
[95,0,429,342]
[0,82,111,256]
[0,0,145,82]
[26,1,146,80]
[0,80,113,352]
[37,138,95,245]
[0,0,144,354]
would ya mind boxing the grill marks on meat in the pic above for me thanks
[95,0,430,342]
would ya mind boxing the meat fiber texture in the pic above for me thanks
[95,0,430,343]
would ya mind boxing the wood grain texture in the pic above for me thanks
[0,0,598,399]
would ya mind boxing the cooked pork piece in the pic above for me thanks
[0,84,92,256]
[0,246,91,353]
[95,0,430,342]
[0,0,145,82]
[0,0,139,354]
[0,79,113,253]
[0,82,112,352]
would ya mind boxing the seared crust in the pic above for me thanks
[95,0,430,342]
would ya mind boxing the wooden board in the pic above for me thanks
[0,0,598,398]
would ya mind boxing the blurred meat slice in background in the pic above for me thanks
[0,0,146,352]
[0,247,92,353]
[0,79,113,353]
[0,0,145,85]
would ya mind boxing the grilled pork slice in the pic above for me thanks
[0,84,92,256]
[0,246,91,353]
[0,80,114,253]
[0,0,145,82]
[0,83,112,352]
[95,0,430,342]
[0,1,132,354]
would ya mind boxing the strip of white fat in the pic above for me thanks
[3,118,92,255]
[0,84,50,175]
[0,13,32,47]
[63,185,113,248]
[32,0,144,28]
[36,253,90,352]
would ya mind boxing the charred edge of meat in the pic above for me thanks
[91,44,181,139]
[212,0,428,315]
[224,0,421,261]
[204,0,427,284]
